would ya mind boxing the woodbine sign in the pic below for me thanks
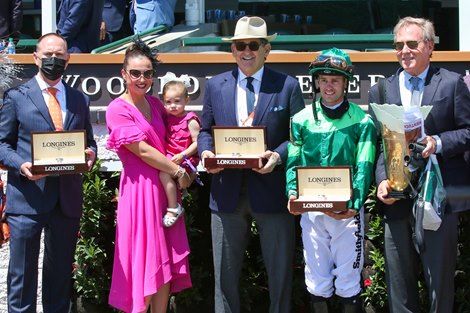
[7,52,470,123]
[4,52,470,171]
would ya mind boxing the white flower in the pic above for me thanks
[0,53,22,92]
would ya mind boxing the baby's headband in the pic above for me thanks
[161,72,191,88]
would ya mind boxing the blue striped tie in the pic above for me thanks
[246,77,255,114]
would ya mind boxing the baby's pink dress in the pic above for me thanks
[165,112,201,170]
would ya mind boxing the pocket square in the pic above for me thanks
[269,105,285,112]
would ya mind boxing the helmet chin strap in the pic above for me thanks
[311,74,319,121]
[344,77,350,98]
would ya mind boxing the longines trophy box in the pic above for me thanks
[290,166,352,213]
[31,130,88,175]
[204,126,267,169]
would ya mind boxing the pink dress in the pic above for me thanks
[106,96,191,313]
[166,112,201,170]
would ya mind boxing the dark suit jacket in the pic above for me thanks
[0,78,97,218]
[102,0,127,33]
[57,0,104,53]
[0,0,22,38]
[369,66,470,218]
[198,67,305,214]
[465,75,470,90]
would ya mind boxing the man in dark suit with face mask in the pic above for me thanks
[0,33,96,313]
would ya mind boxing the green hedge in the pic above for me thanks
[73,164,470,312]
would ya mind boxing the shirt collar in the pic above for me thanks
[403,65,429,90]
[238,67,264,83]
[35,74,65,93]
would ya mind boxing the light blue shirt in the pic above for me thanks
[400,66,429,110]
[131,0,177,34]
[236,68,264,126]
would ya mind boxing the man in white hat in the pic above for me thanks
[198,16,305,313]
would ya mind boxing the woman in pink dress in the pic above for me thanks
[106,39,192,313]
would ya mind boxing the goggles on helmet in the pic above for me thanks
[309,55,352,75]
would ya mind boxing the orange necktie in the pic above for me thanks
[46,87,63,131]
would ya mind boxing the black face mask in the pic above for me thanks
[40,57,66,80]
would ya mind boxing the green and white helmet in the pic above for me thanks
[308,47,354,80]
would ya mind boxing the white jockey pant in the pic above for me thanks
[300,209,364,298]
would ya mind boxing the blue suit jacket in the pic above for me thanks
[198,67,305,214]
[0,78,97,218]
[369,66,470,217]
[57,0,104,53]
[102,0,127,33]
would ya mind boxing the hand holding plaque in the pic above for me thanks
[204,126,268,169]
[289,166,352,213]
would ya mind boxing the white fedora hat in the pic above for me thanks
[222,16,277,42]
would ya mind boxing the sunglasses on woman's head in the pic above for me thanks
[127,69,154,79]
[393,40,421,51]
[234,41,261,51]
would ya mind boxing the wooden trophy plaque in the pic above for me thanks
[290,166,352,213]
[31,130,88,175]
[204,126,267,169]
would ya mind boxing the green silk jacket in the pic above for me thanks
[286,99,377,211]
